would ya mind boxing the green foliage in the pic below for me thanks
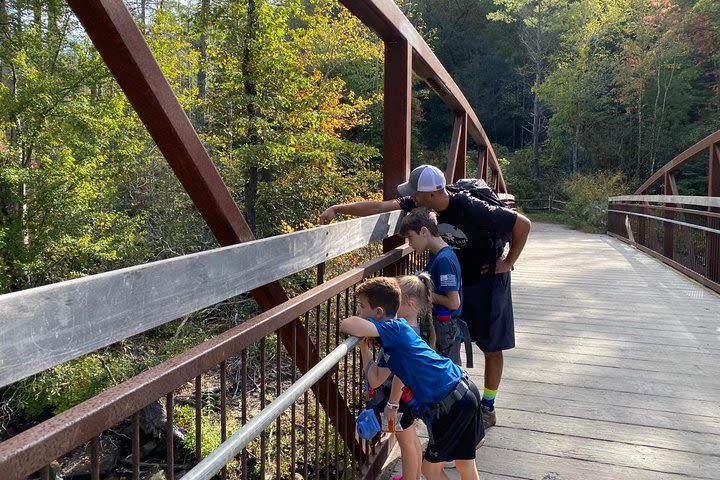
[174,404,238,460]
[563,171,628,232]
[11,350,143,416]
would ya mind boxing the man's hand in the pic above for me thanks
[319,206,337,225]
[494,257,513,274]
[480,257,512,274]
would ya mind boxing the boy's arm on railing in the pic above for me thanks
[359,338,391,388]
[340,316,380,337]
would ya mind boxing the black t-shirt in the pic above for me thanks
[399,193,517,284]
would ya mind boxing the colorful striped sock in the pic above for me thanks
[481,387,497,411]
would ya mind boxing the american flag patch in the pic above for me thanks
[440,274,457,287]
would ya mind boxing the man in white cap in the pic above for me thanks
[320,164,531,429]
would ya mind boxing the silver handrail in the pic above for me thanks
[181,336,362,480]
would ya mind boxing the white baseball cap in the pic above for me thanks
[397,165,446,196]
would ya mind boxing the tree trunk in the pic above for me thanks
[572,124,578,174]
[242,0,259,234]
[532,72,541,177]
[636,93,642,180]
[193,0,209,128]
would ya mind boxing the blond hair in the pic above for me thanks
[396,273,437,350]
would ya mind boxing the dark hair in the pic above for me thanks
[399,207,440,237]
[356,277,401,317]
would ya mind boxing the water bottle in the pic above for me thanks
[401,386,421,410]
[435,306,452,323]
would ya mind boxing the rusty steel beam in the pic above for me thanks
[337,0,507,192]
[382,39,412,257]
[635,129,720,194]
[478,146,488,181]
[446,112,467,182]
[708,143,720,283]
[663,173,677,259]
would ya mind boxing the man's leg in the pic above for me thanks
[484,350,503,391]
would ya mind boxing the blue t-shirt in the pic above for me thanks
[371,318,463,404]
[426,246,463,317]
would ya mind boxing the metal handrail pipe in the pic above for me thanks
[607,209,720,234]
[609,195,720,208]
[182,336,361,480]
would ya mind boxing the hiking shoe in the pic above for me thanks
[482,406,496,429]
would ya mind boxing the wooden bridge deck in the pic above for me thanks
[385,221,720,479]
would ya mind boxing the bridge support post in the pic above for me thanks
[382,38,412,273]
[446,112,467,182]
[663,173,677,260]
[478,145,489,181]
[708,143,720,283]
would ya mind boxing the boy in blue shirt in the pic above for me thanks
[341,277,484,480]
[399,207,464,364]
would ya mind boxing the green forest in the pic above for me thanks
[1,0,718,445]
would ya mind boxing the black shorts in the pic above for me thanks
[424,379,484,462]
[461,272,515,352]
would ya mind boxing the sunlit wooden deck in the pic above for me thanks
[384,221,720,479]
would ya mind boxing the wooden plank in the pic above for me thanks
[495,375,720,419]
[502,355,720,393]
[501,408,720,458]
[504,347,713,377]
[609,195,720,207]
[475,444,707,480]
[511,335,720,368]
[501,366,720,406]
[0,212,402,387]
[515,324,720,351]
[480,427,720,478]
[498,391,720,438]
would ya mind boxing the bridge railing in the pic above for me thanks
[0,213,430,480]
[607,130,720,294]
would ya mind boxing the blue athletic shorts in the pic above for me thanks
[460,272,515,352]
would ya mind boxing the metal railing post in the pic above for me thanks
[708,143,720,283]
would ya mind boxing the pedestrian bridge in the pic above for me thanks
[1,0,719,479]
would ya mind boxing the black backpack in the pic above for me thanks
[444,178,512,263]
[445,178,507,209]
